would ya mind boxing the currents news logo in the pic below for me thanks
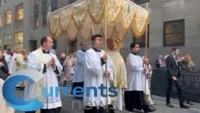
[2,69,118,111]
[2,69,44,111]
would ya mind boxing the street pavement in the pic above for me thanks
[15,86,200,113]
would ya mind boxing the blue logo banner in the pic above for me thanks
[2,69,45,111]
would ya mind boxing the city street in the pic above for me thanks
[15,86,200,113]
[0,0,200,113]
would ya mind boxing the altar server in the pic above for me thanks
[124,42,156,113]
[84,34,115,113]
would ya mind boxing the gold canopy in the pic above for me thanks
[48,0,149,43]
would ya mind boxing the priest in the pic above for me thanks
[71,42,87,97]
[24,36,63,113]
[106,38,127,110]
[84,34,115,113]
[124,42,156,113]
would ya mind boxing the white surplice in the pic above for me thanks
[126,53,144,91]
[73,50,86,83]
[9,53,20,74]
[143,64,152,95]
[24,50,63,109]
[4,54,11,65]
[84,48,114,107]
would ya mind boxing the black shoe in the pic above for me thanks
[166,103,174,108]
[126,109,134,113]
[149,104,156,108]
[144,106,156,113]
[180,104,190,109]
[187,101,193,105]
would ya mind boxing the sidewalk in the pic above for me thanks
[152,95,200,109]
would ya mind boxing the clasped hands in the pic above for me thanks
[47,58,56,67]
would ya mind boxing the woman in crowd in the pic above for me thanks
[0,49,9,81]
[180,54,195,105]
[70,52,76,78]
[62,54,72,86]
[181,54,196,71]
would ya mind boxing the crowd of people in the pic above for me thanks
[0,47,28,113]
[0,47,28,89]
[0,34,197,113]
[155,53,197,71]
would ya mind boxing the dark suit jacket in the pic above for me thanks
[166,54,180,78]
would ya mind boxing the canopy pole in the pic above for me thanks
[104,0,109,112]
[145,3,149,57]
[144,2,149,95]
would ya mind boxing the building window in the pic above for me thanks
[4,34,11,45]
[34,4,39,28]
[164,19,185,46]
[15,32,23,49]
[6,10,12,24]
[16,4,23,21]
[42,0,47,27]
[0,15,2,27]
[5,10,11,34]
[133,25,149,47]
[134,0,149,4]
[51,0,57,11]
[69,0,76,4]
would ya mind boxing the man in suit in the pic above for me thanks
[166,48,189,109]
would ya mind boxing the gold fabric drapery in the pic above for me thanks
[48,0,149,44]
